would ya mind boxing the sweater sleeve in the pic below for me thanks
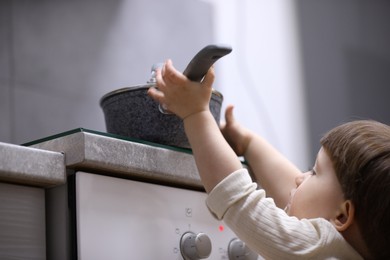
[206,169,363,259]
[206,168,258,219]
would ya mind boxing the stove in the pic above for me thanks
[27,129,258,259]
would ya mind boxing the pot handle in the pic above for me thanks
[158,44,232,114]
[183,44,232,82]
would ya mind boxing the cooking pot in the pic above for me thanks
[100,45,232,149]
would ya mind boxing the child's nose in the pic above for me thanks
[295,172,309,187]
[295,174,305,186]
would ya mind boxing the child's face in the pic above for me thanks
[285,147,345,220]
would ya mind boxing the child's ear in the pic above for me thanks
[333,200,355,232]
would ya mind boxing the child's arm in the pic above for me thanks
[221,106,301,208]
[148,60,242,193]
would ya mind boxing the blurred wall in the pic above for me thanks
[0,0,213,144]
[208,0,390,169]
[208,0,310,170]
[1,0,390,171]
[295,1,390,162]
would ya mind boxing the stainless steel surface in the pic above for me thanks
[29,130,203,189]
[0,142,65,187]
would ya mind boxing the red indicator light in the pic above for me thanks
[219,225,224,232]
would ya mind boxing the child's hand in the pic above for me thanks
[147,59,215,120]
[220,105,253,156]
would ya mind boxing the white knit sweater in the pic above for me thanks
[206,169,363,259]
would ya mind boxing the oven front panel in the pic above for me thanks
[75,171,238,259]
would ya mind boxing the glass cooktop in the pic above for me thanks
[23,128,193,154]
[23,128,248,166]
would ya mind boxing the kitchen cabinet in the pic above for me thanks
[0,142,65,259]
[0,182,45,259]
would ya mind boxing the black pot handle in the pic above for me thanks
[159,44,232,114]
[183,44,232,82]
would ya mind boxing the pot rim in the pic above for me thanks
[100,83,154,106]
[100,83,223,107]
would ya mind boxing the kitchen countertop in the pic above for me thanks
[25,129,204,190]
[0,142,66,188]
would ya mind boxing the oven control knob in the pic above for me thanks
[180,231,212,259]
[228,238,258,260]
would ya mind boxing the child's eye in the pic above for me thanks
[306,167,316,175]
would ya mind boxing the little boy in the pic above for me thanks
[148,59,390,259]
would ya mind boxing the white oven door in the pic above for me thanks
[75,171,244,259]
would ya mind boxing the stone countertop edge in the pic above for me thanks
[0,142,66,188]
[29,132,203,189]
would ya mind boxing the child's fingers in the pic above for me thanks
[163,59,186,85]
[224,105,235,126]
[147,87,165,104]
[201,66,215,89]
[219,120,226,129]
[155,67,167,91]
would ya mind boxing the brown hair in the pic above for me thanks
[320,120,390,259]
